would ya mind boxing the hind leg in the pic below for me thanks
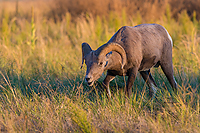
[160,61,177,93]
[140,69,158,97]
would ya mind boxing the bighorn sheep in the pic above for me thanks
[81,24,177,98]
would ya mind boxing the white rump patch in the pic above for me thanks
[164,28,173,47]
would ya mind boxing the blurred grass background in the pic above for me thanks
[0,0,200,132]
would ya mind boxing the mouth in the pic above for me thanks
[87,81,94,86]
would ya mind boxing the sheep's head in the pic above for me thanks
[81,42,126,86]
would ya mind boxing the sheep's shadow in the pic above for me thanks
[0,68,199,101]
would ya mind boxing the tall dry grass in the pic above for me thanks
[1,0,200,21]
[48,0,200,21]
[0,0,199,132]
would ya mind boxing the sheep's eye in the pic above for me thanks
[99,62,103,66]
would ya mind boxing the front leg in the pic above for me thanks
[126,67,138,98]
[103,73,115,99]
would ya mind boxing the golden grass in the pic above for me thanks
[0,0,199,132]
[1,0,200,21]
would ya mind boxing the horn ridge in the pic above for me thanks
[96,42,127,69]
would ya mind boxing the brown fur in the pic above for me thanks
[82,24,177,98]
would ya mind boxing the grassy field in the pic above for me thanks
[0,0,200,132]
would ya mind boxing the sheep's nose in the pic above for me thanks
[85,75,91,81]
[86,77,90,81]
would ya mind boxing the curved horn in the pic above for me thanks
[95,42,127,69]
[81,42,92,69]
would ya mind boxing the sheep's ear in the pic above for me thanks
[81,42,92,69]
[106,51,112,59]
